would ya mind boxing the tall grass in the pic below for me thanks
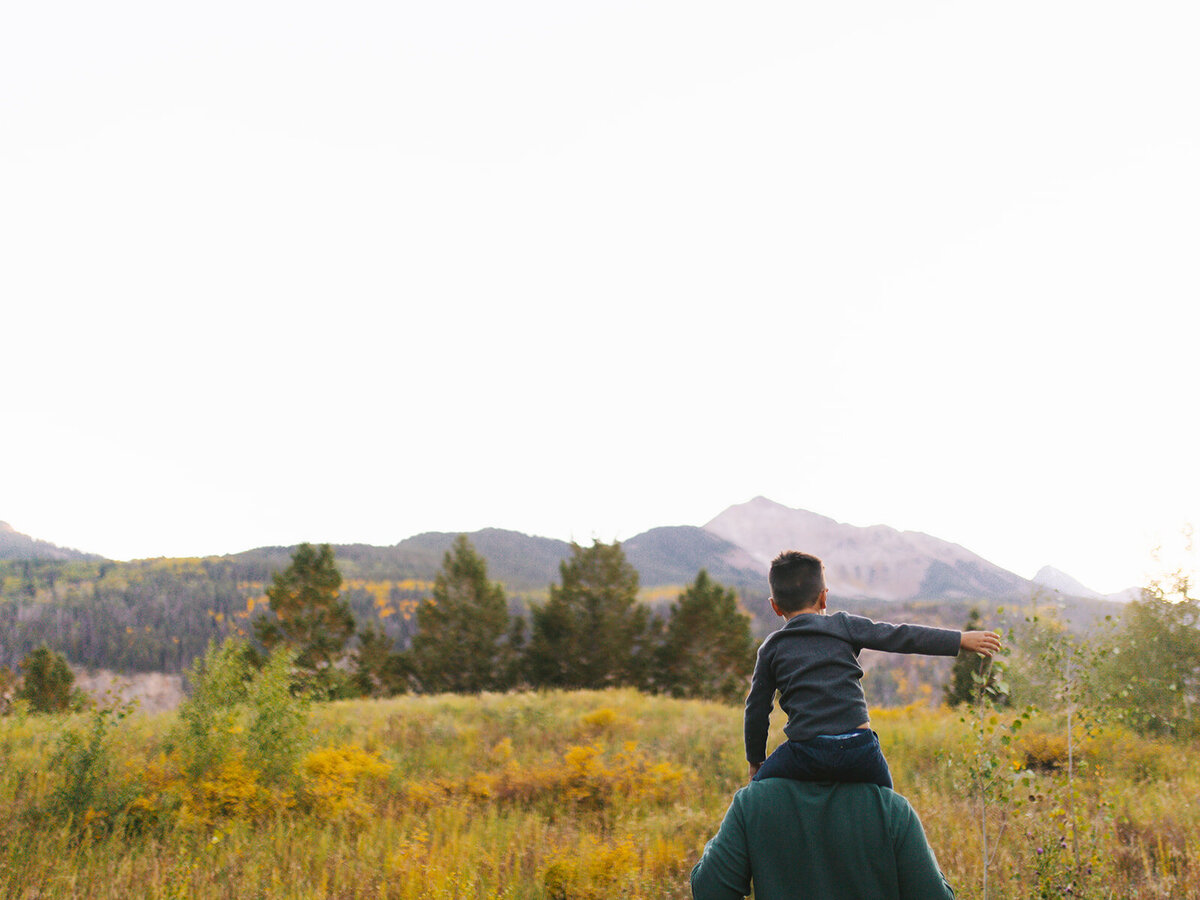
[2,690,1197,898]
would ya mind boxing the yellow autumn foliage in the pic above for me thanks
[541,835,640,899]
[300,744,391,817]
[400,740,688,813]
[178,753,275,827]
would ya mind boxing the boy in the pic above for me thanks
[745,550,1002,788]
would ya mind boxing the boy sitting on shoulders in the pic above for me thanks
[746,550,1002,786]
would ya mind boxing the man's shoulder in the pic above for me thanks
[737,778,911,812]
[733,782,920,860]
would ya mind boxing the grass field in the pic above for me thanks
[1,689,1197,898]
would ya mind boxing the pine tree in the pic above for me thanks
[526,540,650,689]
[658,570,756,702]
[352,621,409,697]
[409,535,516,693]
[944,608,989,706]
[253,543,354,693]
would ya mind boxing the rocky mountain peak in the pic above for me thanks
[704,497,1032,602]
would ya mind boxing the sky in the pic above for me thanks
[3,1,1197,596]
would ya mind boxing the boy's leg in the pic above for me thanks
[750,739,824,782]
[756,730,894,788]
[814,730,893,789]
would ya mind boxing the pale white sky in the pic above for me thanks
[3,1,1197,595]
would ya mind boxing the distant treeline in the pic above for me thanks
[2,538,762,705]
[1,541,755,683]
[0,554,434,676]
[0,544,993,678]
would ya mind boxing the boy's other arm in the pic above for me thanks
[959,630,1002,657]
[743,644,776,775]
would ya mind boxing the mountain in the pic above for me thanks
[4,499,1117,605]
[703,497,1034,602]
[221,529,573,594]
[1031,565,1104,599]
[391,529,572,591]
[1032,565,1141,603]
[0,521,104,562]
[622,526,764,590]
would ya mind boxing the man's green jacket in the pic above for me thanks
[690,780,955,900]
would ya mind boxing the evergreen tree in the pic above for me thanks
[944,608,991,707]
[16,645,77,713]
[353,621,410,697]
[409,535,515,693]
[253,543,354,693]
[657,570,756,702]
[526,540,650,689]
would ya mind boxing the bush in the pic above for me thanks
[47,701,136,831]
[173,638,254,783]
[16,646,81,715]
[1017,733,1071,773]
[300,744,391,817]
[168,638,312,825]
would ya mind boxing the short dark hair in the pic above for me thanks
[769,551,825,613]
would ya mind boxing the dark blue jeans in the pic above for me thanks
[752,729,893,789]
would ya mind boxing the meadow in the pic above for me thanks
[1,688,1197,899]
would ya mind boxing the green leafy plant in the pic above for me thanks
[48,698,136,831]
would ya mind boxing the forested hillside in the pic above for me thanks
[1,526,1122,702]
[0,554,434,673]
[0,547,963,677]
[0,528,760,674]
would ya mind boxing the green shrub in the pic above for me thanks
[47,702,135,830]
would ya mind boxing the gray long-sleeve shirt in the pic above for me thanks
[744,611,961,763]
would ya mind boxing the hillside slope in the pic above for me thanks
[0,522,102,562]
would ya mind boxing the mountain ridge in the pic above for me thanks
[0,521,104,563]
[1,501,1132,603]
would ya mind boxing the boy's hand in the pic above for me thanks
[748,762,761,780]
[960,630,1002,657]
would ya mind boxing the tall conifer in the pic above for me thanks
[658,570,755,701]
[254,543,354,691]
[409,535,515,693]
[527,540,650,689]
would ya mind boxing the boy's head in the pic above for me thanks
[768,551,826,613]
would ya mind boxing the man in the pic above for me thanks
[690,778,955,900]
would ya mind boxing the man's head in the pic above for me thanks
[768,551,826,614]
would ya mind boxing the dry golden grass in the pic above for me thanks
[1,690,1197,898]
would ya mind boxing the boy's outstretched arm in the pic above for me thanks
[960,630,1002,657]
